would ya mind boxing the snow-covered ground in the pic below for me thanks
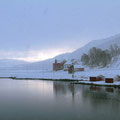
[0,69,73,79]
[0,68,120,80]
[78,81,120,86]
[75,68,120,79]
[0,68,120,86]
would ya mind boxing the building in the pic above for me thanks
[53,60,66,71]
[74,65,84,72]
[64,61,72,71]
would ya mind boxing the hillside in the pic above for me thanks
[8,34,120,70]
[55,34,120,61]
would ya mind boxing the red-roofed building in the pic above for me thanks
[53,60,66,71]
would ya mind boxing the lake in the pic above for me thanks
[0,79,120,120]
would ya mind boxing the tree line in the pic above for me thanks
[81,44,120,67]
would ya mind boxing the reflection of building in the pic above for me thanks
[106,87,114,93]
[90,86,101,91]
[53,60,66,71]
[53,81,77,103]
[83,85,120,103]
[53,81,120,111]
[53,81,73,95]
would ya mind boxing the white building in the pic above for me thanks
[64,61,72,71]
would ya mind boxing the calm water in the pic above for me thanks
[0,79,120,120]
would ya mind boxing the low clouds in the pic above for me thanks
[0,48,73,62]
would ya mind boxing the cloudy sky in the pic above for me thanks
[0,0,120,62]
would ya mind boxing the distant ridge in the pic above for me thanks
[0,59,28,68]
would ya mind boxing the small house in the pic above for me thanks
[90,77,97,82]
[105,78,114,83]
[74,65,84,72]
[64,61,72,71]
[90,75,105,82]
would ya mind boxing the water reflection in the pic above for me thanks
[105,87,114,93]
[53,82,74,96]
[53,82,120,102]
[53,81,76,104]
[0,79,120,120]
[53,82,120,118]
[90,86,101,92]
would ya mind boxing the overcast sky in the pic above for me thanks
[0,0,120,61]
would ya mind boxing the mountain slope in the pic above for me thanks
[13,34,120,70]
[55,34,120,61]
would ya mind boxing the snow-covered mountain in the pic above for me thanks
[55,34,120,61]
[6,34,120,70]
[13,59,54,71]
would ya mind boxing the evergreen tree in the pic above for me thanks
[81,54,89,65]
[81,47,112,67]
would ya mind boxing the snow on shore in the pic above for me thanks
[0,69,120,80]
[78,81,120,86]
[0,69,73,80]
[0,68,120,86]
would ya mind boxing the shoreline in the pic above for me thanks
[0,77,80,82]
[1,76,120,87]
[71,81,120,88]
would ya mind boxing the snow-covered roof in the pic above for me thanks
[55,59,66,63]
[74,64,84,68]
[64,61,72,64]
